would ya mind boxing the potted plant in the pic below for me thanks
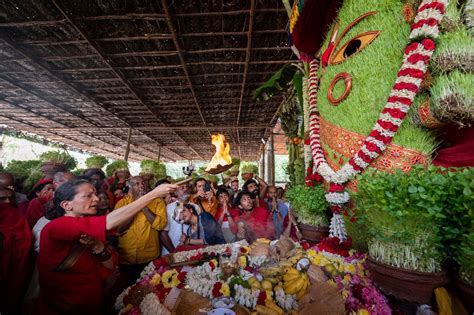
[285,184,329,243]
[39,150,77,179]
[85,155,108,170]
[240,162,258,181]
[446,168,474,312]
[353,166,457,304]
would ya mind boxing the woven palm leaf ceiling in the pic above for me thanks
[0,0,297,161]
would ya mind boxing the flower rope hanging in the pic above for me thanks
[308,0,449,241]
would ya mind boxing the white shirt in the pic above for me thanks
[161,202,185,255]
[32,216,50,253]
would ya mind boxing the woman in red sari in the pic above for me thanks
[36,179,176,315]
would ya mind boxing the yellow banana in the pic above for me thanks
[283,273,301,282]
[256,304,279,315]
[284,267,299,274]
[295,278,309,300]
[283,277,305,295]
[265,300,285,315]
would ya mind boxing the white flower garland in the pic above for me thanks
[115,286,130,311]
[329,214,347,241]
[275,288,298,310]
[247,255,268,268]
[139,293,171,315]
[325,191,350,204]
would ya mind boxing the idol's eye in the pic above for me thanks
[330,31,380,65]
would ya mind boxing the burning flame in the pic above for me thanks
[206,134,232,171]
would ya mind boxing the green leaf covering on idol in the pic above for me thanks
[253,64,298,101]
[85,155,108,169]
[39,150,77,170]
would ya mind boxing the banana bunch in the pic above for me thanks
[282,267,309,300]
[254,300,284,315]
[279,251,305,267]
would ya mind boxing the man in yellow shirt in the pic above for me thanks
[115,176,167,283]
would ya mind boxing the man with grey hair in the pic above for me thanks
[52,171,75,189]
[160,182,189,255]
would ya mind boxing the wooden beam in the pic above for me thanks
[235,0,256,159]
[51,0,204,161]
[0,20,66,27]
[77,9,285,21]
[29,125,269,132]
[161,0,210,139]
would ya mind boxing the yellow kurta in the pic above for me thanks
[114,195,167,264]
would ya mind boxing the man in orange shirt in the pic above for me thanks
[190,178,218,216]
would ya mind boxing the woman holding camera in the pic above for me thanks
[36,179,176,315]
[189,178,218,216]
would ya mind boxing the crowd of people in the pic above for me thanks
[0,168,300,314]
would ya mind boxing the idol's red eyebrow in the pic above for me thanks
[332,11,378,57]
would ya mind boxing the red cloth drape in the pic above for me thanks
[0,205,33,314]
[432,125,474,168]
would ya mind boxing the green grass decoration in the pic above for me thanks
[140,160,167,180]
[39,150,77,170]
[85,155,108,169]
[285,184,329,227]
[240,162,258,175]
[430,70,474,126]
[105,160,129,177]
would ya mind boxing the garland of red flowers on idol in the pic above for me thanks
[308,0,448,241]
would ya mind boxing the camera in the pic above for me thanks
[182,164,195,176]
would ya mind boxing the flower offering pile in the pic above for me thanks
[115,237,390,314]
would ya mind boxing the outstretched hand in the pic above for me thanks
[150,183,178,198]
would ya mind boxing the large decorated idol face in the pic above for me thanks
[316,1,435,172]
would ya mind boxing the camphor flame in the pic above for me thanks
[206,134,232,171]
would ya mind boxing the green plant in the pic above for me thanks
[5,160,42,180]
[140,160,167,179]
[354,166,474,272]
[23,166,43,192]
[240,162,258,175]
[85,155,108,169]
[285,185,329,226]
[105,160,129,177]
[39,151,77,170]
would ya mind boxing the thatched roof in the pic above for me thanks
[0,1,336,161]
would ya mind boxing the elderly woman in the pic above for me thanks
[36,179,176,315]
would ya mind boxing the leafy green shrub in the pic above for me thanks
[23,166,43,192]
[285,185,329,227]
[354,166,473,272]
[140,160,167,179]
[5,160,42,180]
[105,160,129,177]
[85,155,108,169]
[39,151,77,170]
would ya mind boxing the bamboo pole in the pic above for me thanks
[124,128,132,161]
